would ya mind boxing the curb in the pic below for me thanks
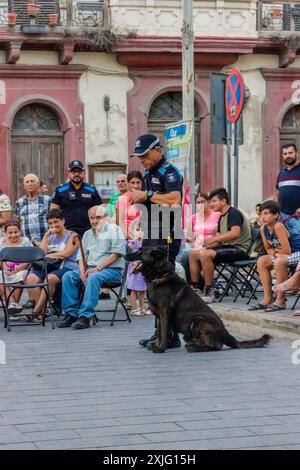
[213,304,300,338]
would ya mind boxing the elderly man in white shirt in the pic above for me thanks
[58,205,126,329]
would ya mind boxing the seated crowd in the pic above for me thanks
[1,169,300,327]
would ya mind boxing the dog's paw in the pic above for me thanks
[147,342,166,353]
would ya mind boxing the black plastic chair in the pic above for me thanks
[75,264,131,327]
[0,247,56,331]
[214,227,262,302]
[94,263,131,326]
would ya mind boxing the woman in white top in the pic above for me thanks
[0,219,32,314]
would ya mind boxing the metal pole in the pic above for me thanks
[182,0,195,201]
[233,122,239,208]
[226,118,232,202]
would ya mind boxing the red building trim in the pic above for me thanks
[261,68,300,199]
[0,65,86,198]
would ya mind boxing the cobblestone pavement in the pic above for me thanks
[0,307,300,450]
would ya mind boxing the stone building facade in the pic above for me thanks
[0,1,300,214]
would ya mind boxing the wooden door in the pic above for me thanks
[11,136,64,203]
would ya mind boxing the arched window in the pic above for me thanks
[148,92,201,183]
[11,103,64,202]
[12,103,61,133]
[280,105,300,167]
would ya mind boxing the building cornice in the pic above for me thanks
[261,68,300,80]
[0,65,87,78]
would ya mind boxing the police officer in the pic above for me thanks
[51,160,102,237]
[129,134,183,348]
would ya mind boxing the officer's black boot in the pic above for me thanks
[139,330,157,348]
[167,330,181,348]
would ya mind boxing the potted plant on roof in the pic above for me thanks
[7,12,17,25]
[27,2,41,17]
[48,13,59,26]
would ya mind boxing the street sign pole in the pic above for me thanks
[225,68,245,208]
[233,122,239,208]
[226,118,232,202]
[182,0,195,203]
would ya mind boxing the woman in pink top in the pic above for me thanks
[181,191,220,286]
[116,171,143,238]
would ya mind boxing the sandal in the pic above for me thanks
[248,302,269,311]
[131,309,144,316]
[265,303,286,312]
[142,309,152,316]
[33,313,45,322]
[22,314,34,322]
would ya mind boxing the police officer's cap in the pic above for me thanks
[130,134,162,157]
[68,160,85,171]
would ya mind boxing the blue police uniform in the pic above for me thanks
[141,157,183,263]
[52,181,102,236]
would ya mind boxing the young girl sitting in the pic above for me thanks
[0,220,32,314]
[126,220,150,316]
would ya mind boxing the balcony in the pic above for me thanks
[259,2,300,33]
[0,0,109,29]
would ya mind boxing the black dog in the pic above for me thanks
[126,246,272,353]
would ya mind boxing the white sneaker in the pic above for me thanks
[8,303,23,315]
[201,289,215,304]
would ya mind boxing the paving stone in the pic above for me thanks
[0,304,300,449]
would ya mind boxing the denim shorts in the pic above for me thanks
[31,266,72,281]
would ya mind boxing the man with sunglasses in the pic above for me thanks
[51,160,102,237]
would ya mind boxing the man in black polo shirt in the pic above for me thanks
[274,143,300,253]
[51,160,102,237]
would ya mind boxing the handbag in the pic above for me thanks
[32,257,63,273]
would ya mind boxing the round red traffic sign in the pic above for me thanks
[225,68,245,123]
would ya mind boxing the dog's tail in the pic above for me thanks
[223,331,272,349]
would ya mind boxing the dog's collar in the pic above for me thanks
[150,272,173,286]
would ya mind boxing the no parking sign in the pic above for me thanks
[225,68,245,123]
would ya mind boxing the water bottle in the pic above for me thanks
[214,282,220,299]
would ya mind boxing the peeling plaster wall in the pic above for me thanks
[222,54,278,215]
[13,51,132,169]
[72,53,132,167]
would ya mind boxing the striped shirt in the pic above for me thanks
[276,163,300,214]
[15,194,51,242]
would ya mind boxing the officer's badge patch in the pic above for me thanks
[151,177,160,184]
[166,173,177,183]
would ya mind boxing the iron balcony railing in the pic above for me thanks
[259,2,300,32]
[0,0,109,28]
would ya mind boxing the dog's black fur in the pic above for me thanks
[126,246,272,353]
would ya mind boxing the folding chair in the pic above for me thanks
[94,263,131,326]
[0,247,56,331]
[292,292,300,310]
[215,227,263,302]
